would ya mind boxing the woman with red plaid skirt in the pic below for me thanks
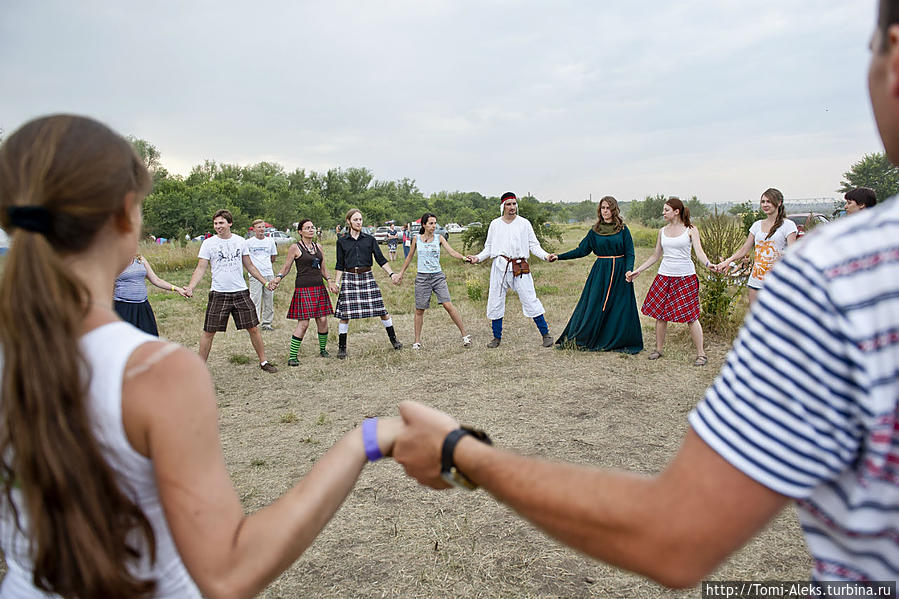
[626,197,713,366]
[269,219,338,364]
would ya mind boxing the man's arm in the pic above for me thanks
[473,221,498,262]
[185,259,210,297]
[242,255,268,285]
[525,220,549,261]
[393,401,789,589]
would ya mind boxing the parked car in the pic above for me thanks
[445,223,467,233]
[786,213,829,238]
[467,222,482,228]
[374,226,390,244]
[266,230,294,245]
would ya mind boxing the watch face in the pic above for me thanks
[441,467,477,491]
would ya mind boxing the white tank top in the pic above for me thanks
[657,228,696,277]
[0,322,201,598]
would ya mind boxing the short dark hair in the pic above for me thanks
[878,0,899,50]
[213,209,233,224]
[297,218,313,230]
[845,187,877,208]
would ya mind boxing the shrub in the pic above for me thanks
[630,228,657,248]
[694,209,749,335]
[466,276,483,301]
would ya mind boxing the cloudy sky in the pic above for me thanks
[0,0,882,204]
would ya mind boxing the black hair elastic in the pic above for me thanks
[7,206,53,235]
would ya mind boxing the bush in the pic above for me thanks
[695,209,749,335]
[466,276,484,301]
[630,227,657,248]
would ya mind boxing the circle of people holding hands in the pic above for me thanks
[110,183,869,373]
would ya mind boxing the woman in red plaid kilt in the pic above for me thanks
[626,197,713,366]
[269,219,337,364]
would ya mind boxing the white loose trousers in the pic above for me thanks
[485,257,545,320]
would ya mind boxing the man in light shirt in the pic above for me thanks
[185,209,277,373]
[246,219,278,331]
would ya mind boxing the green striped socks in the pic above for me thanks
[318,333,328,352]
[289,335,302,360]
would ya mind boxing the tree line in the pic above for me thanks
[125,137,894,241]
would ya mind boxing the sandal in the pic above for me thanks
[648,351,663,360]
[694,355,708,367]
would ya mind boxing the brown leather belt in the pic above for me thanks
[345,267,371,274]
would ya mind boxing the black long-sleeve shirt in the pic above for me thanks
[335,232,388,271]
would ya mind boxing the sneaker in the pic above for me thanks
[260,361,278,373]
[412,342,422,350]
[287,358,299,367]
[391,339,403,350]
[337,347,347,360]
[542,333,554,348]
[260,324,274,331]
[486,337,501,348]
[319,349,330,358]
[461,335,472,347]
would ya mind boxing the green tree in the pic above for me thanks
[838,152,899,202]
[627,194,667,227]
[460,195,563,252]
[127,136,161,171]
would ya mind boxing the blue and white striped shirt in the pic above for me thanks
[690,199,899,584]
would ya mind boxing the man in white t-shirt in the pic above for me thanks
[465,192,558,348]
[184,209,277,373]
[245,219,278,330]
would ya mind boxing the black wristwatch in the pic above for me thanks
[441,426,492,490]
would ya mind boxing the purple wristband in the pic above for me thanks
[362,418,383,462]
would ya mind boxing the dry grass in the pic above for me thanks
[0,228,811,597]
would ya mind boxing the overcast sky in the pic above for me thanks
[0,0,882,204]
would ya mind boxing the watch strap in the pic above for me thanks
[440,426,493,490]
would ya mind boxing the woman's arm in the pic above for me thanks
[438,235,466,261]
[397,236,417,281]
[786,231,797,247]
[122,345,402,599]
[557,231,592,261]
[718,233,755,270]
[623,228,635,273]
[269,245,299,290]
[318,246,336,292]
[626,229,663,280]
[142,257,188,296]
[690,227,713,269]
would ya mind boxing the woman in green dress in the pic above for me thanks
[555,196,643,353]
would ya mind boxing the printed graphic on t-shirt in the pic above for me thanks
[751,239,779,281]
[212,244,243,267]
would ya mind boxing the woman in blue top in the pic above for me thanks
[396,213,471,349]
[114,254,189,336]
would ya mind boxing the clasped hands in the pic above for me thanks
[372,401,469,489]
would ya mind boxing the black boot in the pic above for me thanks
[386,326,402,350]
[337,333,347,359]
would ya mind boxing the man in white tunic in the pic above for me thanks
[467,192,557,348]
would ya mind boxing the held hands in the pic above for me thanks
[268,278,280,291]
[546,254,558,262]
[393,273,403,286]
[392,401,460,489]
[183,286,194,298]
[175,286,191,298]
[465,255,479,264]
[328,281,339,294]
[624,270,639,283]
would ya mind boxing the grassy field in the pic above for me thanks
[0,225,811,598]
